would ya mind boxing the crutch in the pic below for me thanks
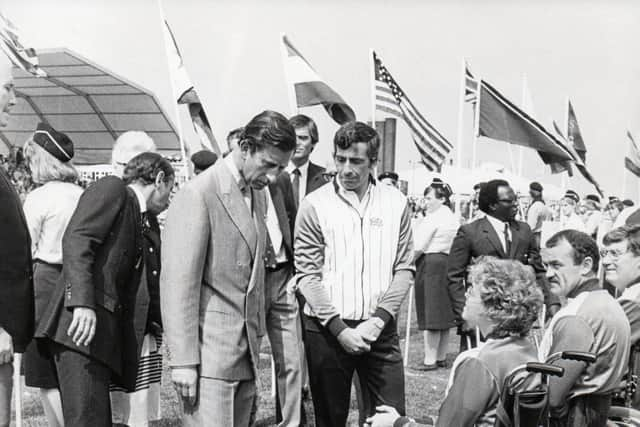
[13,353,22,427]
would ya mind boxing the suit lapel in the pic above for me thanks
[248,188,267,293]
[480,217,507,258]
[216,162,258,259]
[508,221,524,259]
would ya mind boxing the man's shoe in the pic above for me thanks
[436,359,449,368]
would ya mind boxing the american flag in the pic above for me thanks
[373,51,452,172]
[0,12,46,77]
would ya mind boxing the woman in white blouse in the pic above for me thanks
[413,179,459,370]
[22,124,83,427]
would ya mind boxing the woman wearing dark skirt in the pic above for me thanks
[22,124,83,427]
[413,180,459,370]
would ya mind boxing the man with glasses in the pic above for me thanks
[447,179,554,350]
[603,225,640,341]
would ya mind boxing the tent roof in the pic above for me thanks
[0,48,180,164]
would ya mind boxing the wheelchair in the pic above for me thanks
[494,351,597,427]
[609,342,640,426]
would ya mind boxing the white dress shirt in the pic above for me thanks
[127,183,147,214]
[485,214,512,253]
[265,187,287,263]
[23,181,83,264]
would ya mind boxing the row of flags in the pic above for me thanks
[0,6,629,196]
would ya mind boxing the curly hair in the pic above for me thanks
[333,121,380,163]
[545,229,600,273]
[123,152,174,185]
[23,138,78,184]
[467,257,543,338]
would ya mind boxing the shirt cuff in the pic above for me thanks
[373,307,393,326]
[326,315,349,337]
[393,416,414,427]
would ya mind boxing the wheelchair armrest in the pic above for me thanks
[526,362,564,377]
[561,351,597,363]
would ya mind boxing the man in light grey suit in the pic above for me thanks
[160,110,296,427]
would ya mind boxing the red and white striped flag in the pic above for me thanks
[161,16,221,156]
[373,51,452,172]
[0,12,46,77]
[281,34,355,124]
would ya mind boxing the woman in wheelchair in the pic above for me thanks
[366,257,544,427]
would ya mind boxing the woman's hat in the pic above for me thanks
[33,123,74,162]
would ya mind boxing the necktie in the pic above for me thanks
[504,222,511,255]
[292,168,301,207]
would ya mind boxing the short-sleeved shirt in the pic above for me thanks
[619,282,640,345]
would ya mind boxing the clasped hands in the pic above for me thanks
[337,318,384,355]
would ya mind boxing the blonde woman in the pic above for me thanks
[22,123,83,427]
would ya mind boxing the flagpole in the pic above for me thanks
[280,33,298,116]
[455,58,466,215]
[518,74,527,177]
[472,77,482,170]
[370,49,377,129]
[158,0,190,180]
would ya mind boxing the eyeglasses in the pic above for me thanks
[600,248,627,259]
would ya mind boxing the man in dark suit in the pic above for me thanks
[286,115,329,207]
[37,153,175,426]
[265,172,305,426]
[447,179,554,349]
[0,56,34,427]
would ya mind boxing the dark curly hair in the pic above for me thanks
[478,179,510,213]
[545,229,600,273]
[123,152,174,185]
[468,257,543,338]
[333,121,380,163]
[239,110,296,153]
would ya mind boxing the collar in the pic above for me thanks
[485,213,509,230]
[224,153,247,190]
[128,184,147,214]
[332,174,376,195]
[566,276,601,299]
[287,160,309,176]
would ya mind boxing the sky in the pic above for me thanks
[5,0,640,197]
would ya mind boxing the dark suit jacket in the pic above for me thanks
[142,214,162,334]
[0,168,34,353]
[447,216,552,321]
[269,172,297,260]
[36,176,147,391]
[306,161,328,195]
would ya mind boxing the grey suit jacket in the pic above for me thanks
[160,160,267,381]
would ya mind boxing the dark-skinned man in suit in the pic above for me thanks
[447,179,557,350]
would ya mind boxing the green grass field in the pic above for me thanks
[15,297,458,426]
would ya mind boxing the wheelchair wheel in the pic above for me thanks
[608,405,640,426]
